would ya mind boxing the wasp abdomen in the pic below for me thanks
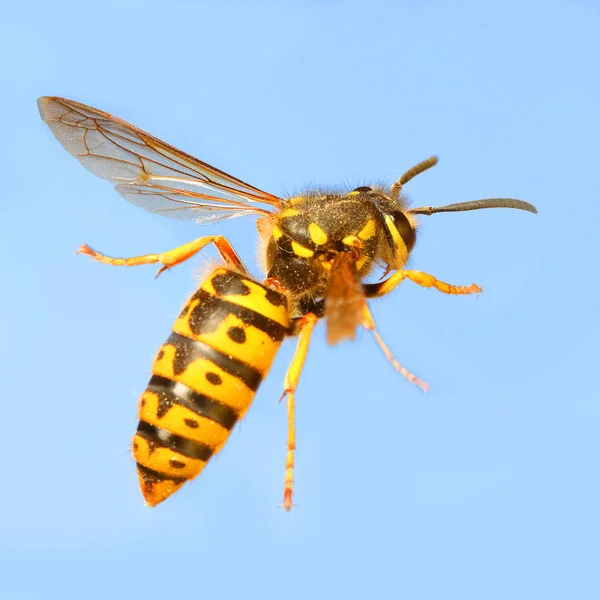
[133,267,289,506]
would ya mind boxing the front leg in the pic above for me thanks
[364,269,482,298]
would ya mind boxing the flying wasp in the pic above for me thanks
[38,96,537,510]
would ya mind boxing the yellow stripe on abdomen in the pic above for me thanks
[173,311,281,373]
[133,268,289,507]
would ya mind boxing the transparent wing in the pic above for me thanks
[38,96,283,223]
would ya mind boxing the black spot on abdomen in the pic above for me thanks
[206,372,222,385]
[227,326,246,344]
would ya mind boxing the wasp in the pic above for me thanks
[38,97,537,510]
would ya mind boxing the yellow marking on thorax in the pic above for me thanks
[341,235,361,248]
[339,235,369,270]
[318,254,333,271]
[291,241,314,258]
[358,219,376,240]
[356,255,368,271]
[308,222,328,245]
[272,225,283,240]
[348,190,361,196]
[287,196,306,206]
[280,207,301,218]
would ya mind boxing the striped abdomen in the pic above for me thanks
[132,267,290,506]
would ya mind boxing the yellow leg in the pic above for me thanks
[362,305,429,392]
[280,313,318,512]
[76,235,247,277]
[366,269,482,298]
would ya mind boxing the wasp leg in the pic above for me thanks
[77,235,248,277]
[365,269,482,298]
[362,305,429,392]
[280,312,318,512]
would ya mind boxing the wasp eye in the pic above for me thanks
[391,210,416,252]
[352,186,372,193]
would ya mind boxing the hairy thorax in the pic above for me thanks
[261,189,417,312]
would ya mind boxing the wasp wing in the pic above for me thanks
[38,96,282,224]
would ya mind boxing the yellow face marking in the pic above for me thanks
[384,214,409,266]
[308,222,328,245]
[348,190,360,196]
[280,208,301,219]
[291,241,314,258]
[358,219,376,240]
[384,214,404,248]
[272,225,283,240]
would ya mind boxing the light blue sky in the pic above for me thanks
[2,1,599,598]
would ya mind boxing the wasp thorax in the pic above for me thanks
[264,191,400,305]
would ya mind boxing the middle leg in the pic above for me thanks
[77,235,248,277]
[280,312,318,512]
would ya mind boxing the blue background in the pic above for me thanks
[2,1,599,598]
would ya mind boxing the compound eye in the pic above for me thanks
[391,210,416,252]
[352,186,372,193]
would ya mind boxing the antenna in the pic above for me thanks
[409,198,538,215]
[390,156,438,200]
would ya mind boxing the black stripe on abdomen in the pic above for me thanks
[167,331,263,391]
[187,289,288,342]
[136,463,186,485]
[147,374,238,430]
[136,420,214,461]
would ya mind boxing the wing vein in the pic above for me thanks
[38,96,283,225]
